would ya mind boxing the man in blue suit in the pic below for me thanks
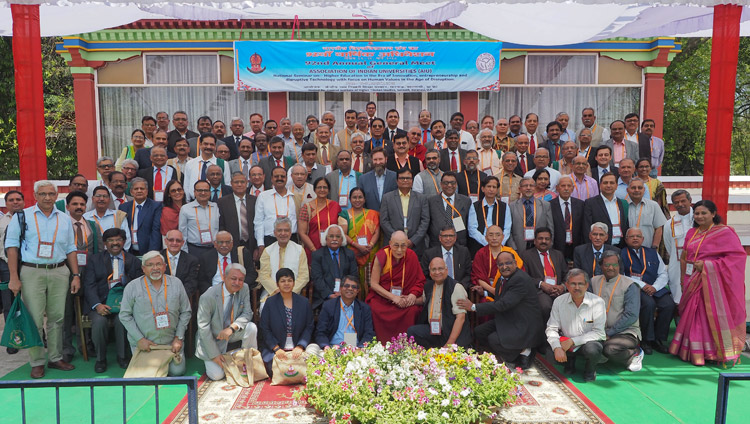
[315,275,376,348]
[358,147,397,212]
[119,177,163,255]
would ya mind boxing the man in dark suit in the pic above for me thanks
[519,227,568,322]
[119,178,162,255]
[439,130,468,173]
[550,176,585,260]
[134,131,176,170]
[197,231,257,295]
[260,136,296,187]
[456,150,487,202]
[206,164,232,202]
[218,172,257,253]
[513,134,534,176]
[379,167,430,255]
[83,228,143,372]
[420,226,472,290]
[426,171,471,248]
[359,148,396,212]
[167,111,199,154]
[509,177,555,251]
[350,134,373,174]
[383,109,408,143]
[583,173,629,248]
[310,225,359,310]
[363,118,392,156]
[222,118,252,160]
[573,222,621,278]
[162,229,200,299]
[136,146,178,201]
[590,145,619,184]
[315,275,375,348]
[457,251,545,369]
[386,133,421,178]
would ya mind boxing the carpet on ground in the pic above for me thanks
[165,356,611,424]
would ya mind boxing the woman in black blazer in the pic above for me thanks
[259,268,317,373]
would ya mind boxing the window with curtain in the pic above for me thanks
[428,92,459,123]
[350,92,371,114]
[324,92,344,128]
[402,93,422,130]
[526,55,596,85]
[145,55,219,84]
[98,86,267,158]
[374,93,396,118]
[288,92,319,125]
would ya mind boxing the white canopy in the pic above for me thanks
[0,1,749,43]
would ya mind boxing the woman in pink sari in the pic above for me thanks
[669,200,747,366]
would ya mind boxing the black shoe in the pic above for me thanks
[641,342,653,355]
[653,340,670,354]
[118,358,130,369]
[6,347,18,355]
[563,361,576,375]
[583,371,597,382]
[94,361,107,373]
[517,352,534,370]
[62,354,74,364]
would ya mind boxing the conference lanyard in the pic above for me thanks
[428,283,442,322]
[144,277,168,318]
[597,275,621,315]
[221,284,235,323]
[686,224,713,262]
[73,220,88,248]
[627,248,647,278]
[542,251,557,278]
[499,171,513,198]
[671,217,685,251]
[166,253,177,273]
[195,206,213,243]
[273,193,291,218]
[34,212,59,258]
[464,171,481,198]
[523,199,537,228]
[480,149,493,172]
[397,155,411,170]
[634,203,644,227]
[442,196,462,218]
[427,170,440,193]
[340,299,355,332]
[481,200,500,228]
[254,151,269,163]
[314,198,331,230]
[573,176,589,199]
[580,146,592,160]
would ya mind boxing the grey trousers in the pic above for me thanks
[565,341,604,373]
[88,311,128,362]
[603,333,639,365]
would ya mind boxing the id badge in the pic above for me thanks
[284,335,294,350]
[673,223,683,237]
[154,190,164,202]
[403,217,408,229]
[37,242,54,259]
[324,165,333,174]
[109,278,122,289]
[452,217,466,232]
[469,195,478,203]
[545,277,557,286]
[320,232,326,241]
[500,196,509,204]
[77,251,87,266]
[131,230,138,246]
[524,227,534,241]
[155,311,170,329]
[685,263,694,276]
[339,195,348,207]
[200,230,213,244]
[612,225,622,238]
[390,287,402,297]
[344,332,358,347]
[334,278,341,292]
[630,276,644,287]
[357,236,368,246]
[565,230,572,244]
[430,319,441,335]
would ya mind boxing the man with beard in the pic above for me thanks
[413,149,443,197]
[476,129,502,176]
[350,132,372,174]
[456,150,487,203]
[359,148,397,212]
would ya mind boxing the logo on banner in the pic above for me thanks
[247,53,266,74]
[476,53,495,73]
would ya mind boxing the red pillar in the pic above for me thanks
[11,4,46,200]
[643,73,665,138]
[459,92,478,123]
[268,92,288,122]
[72,73,99,178]
[703,4,742,218]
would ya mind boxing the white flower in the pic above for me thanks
[460,389,470,397]
[442,412,450,418]
[417,411,427,420]
[428,388,438,396]
[441,398,449,407]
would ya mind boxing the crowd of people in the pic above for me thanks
[0,103,746,383]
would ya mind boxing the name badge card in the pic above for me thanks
[565,230,572,244]
[155,311,170,329]
[334,278,341,292]
[685,263,694,276]
[524,227,535,241]
[320,231,326,242]
[630,276,645,287]
[612,225,622,238]
[344,332,358,347]
[390,287,402,297]
[500,196,509,204]
[430,319,441,335]
[469,195,479,203]
[452,217,466,232]
[154,190,164,202]
[403,217,408,229]
[339,195,348,207]
[357,236,368,246]
[77,251,87,266]
[673,221,683,237]
[131,230,139,246]
[324,165,333,174]
[284,335,294,350]
[545,277,557,286]
[200,230,213,244]
[37,242,54,259]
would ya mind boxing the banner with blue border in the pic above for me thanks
[233,41,502,92]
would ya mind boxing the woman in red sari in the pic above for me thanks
[366,231,425,343]
[669,200,747,366]
[298,177,342,260]
[160,180,186,237]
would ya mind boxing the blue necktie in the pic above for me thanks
[136,204,143,227]
[200,161,208,180]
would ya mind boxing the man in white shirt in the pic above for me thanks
[184,134,231,200]
[449,112,476,151]
[179,180,220,257]
[663,190,693,305]
[254,167,297,254]
[546,269,606,382]
[624,113,640,143]
[523,148,561,193]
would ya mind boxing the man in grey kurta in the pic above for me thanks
[196,263,257,380]
[120,250,192,376]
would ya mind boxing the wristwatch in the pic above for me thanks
[471,304,476,312]
[71,273,81,277]
[176,335,184,341]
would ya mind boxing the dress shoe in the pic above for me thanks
[94,361,107,373]
[30,365,45,379]
[517,352,534,370]
[653,340,670,354]
[118,357,130,369]
[563,361,576,375]
[641,341,653,355]
[6,347,18,355]
[48,360,75,371]
[62,354,74,363]
[583,371,597,382]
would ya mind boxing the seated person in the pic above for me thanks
[519,227,568,322]
[458,251,544,370]
[257,218,309,303]
[119,251,192,376]
[620,228,673,355]
[83,228,143,372]
[315,275,376,348]
[470,225,522,302]
[195,264,258,381]
[546,269,606,382]
[420,226,472,291]
[573,222,621,278]
[259,268,319,375]
[197,231,256,295]
[366,231,425,343]
[407,258,471,349]
[591,251,644,372]
[310,224,358,310]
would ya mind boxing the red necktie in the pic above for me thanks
[542,251,555,278]
[520,154,527,173]
[422,129,428,144]
[154,168,163,191]
[117,198,123,206]
[451,152,458,171]
[222,256,228,274]
[254,189,260,197]
[276,159,281,167]
[529,135,536,155]
[354,154,361,173]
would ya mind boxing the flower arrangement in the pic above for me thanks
[294,334,521,424]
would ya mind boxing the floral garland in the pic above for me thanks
[294,334,521,424]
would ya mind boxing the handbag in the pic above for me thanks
[106,285,125,313]
[222,348,268,387]
[271,353,308,385]
[0,296,44,349]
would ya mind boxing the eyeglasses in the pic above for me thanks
[36,192,57,197]
[371,124,384,128]
[98,164,114,169]
[341,284,359,290]
[169,188,184,193]
[397,177,412,181]
[195,189,210,193]
[439,233,456,238]
[166,238,184,243]
[602,263,619,268]
[441,181,457,186]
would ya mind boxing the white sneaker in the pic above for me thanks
[627,348,644,372]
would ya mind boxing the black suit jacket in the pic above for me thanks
[83,251,143,311]
[314,297,376,348]
[420,244,472,290]
[519,248,568,286]
[439,148,468,173]
[136,165,179,200]
[582,195,629,248]
[573,243,621,278]
[221,135,251,161]
[134,147,177,170]
[386,155,421,178]
[427,194,472,248]
[590,163,619,184]
[209,184,233,202]
[549,197,585,259]
[364,138,393,156]
[259,293,313,362]
[167,129,199,153]
[161,249,201,299]
[310,247,359,310]
[197,247,258,294]
[456,169,488,200]
[474,269,545,350]
[217,194,257,252]
[383,127,407,142]
[514,152,534,177]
